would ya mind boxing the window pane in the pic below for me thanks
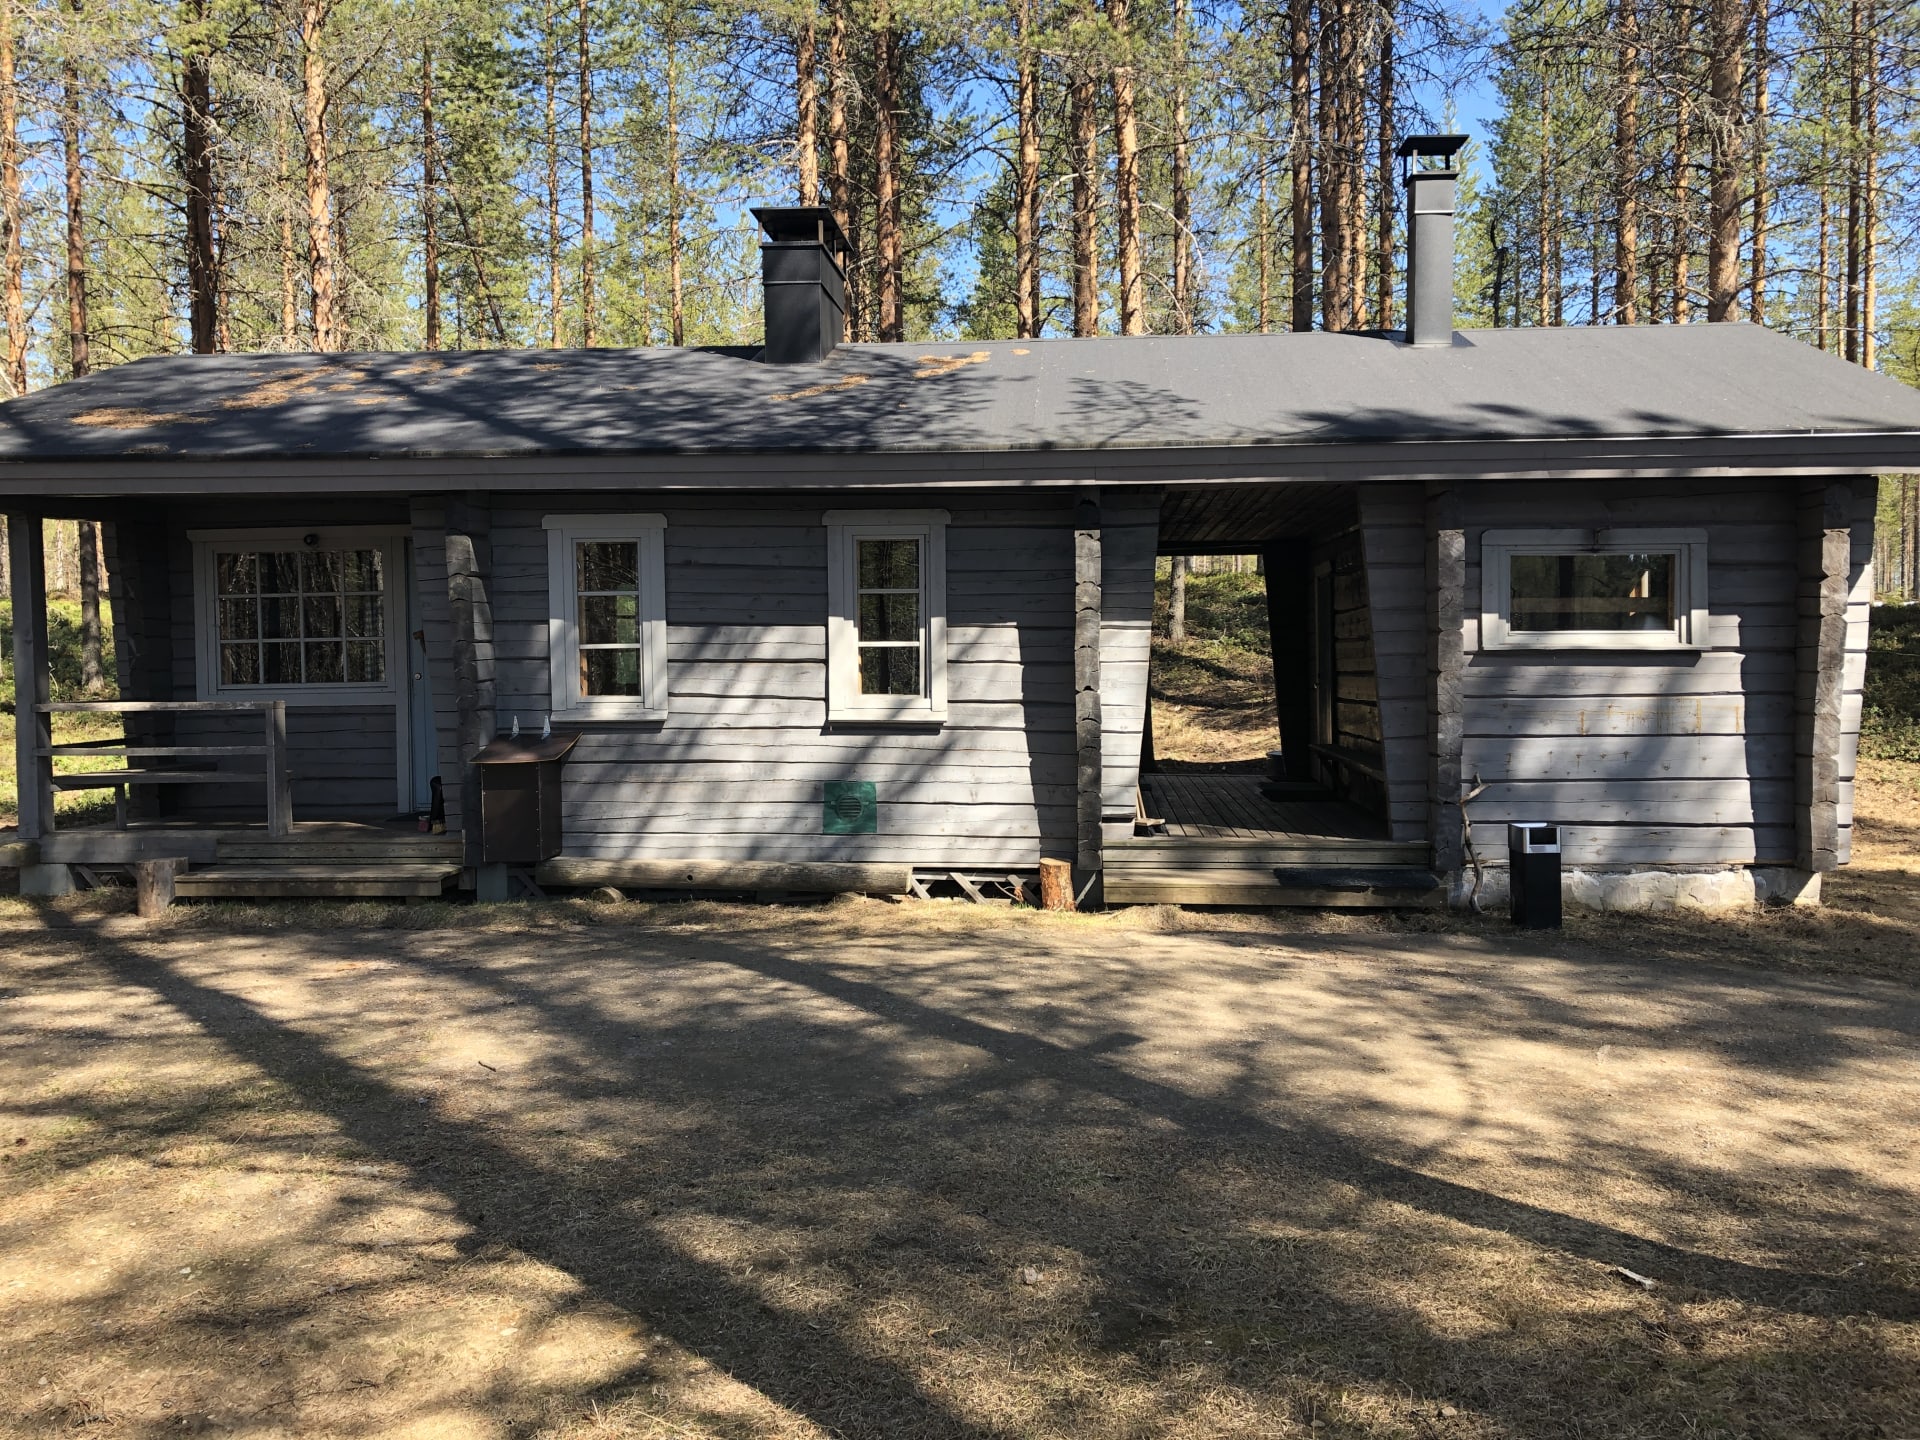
[859,591,919,642]
[344,594,383,638]
[346,641,385,683]
[858,538,919,590]
[1510,553,1675,632]
[859,645,922,696]
[263,552,302,593]
[301,551,343,593]
[577,540,639,592]
[218,599,258,641]
[580,593,639,646]
[304,641,345,684]
[263,642,300,685]
[341,549,383,592]
[216,552,258,595]
[582,647,642,697]
[220,644,259,686]
[260,595,299,640]
[303,594,342,640]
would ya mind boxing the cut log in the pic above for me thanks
[134,857,184,919]
[1039,856,1075,912]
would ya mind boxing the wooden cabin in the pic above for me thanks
[2,167,1917,910]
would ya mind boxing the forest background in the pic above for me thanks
[0,0,1917,596]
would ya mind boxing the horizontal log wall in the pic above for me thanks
[1455,476,1870,869]
[462,490,1076,867]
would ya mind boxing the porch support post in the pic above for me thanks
[1263,539,1314,778]
[1425,488,1466,894]
[9,514,68,894]
[1074,488,1103,889]
[1795,480,1852,878]
[444,495,499,887]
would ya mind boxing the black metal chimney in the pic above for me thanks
[1396,135,1468,348]
[752,206,849,363]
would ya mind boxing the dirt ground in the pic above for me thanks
[3,880,1918,1439]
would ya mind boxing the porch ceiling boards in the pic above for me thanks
[1157,482,1356,549]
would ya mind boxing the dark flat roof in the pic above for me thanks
[2,323,1918,465]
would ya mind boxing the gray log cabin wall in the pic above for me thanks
[416,488,1089,867]
[1097,489,1160,842]
[1440,475,1873,873]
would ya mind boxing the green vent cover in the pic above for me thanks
[823,780,877,835]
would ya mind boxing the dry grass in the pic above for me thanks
[2,890,1917,1439]
[1150,639,1278,770]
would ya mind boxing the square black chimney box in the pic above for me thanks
[754,206,850,364]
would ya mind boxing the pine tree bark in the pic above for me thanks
[796,11,819,205]
[578,0,596,344]
[1671,79,1690,324]
[1843,0,1860,362]
[422,48,440,349]
[1815,166,1830,350]
[1257,158,1270,332]
[1,0,25,394]
[1375,3,1394,329]
[1861,5,1877,369]
[667,31,684,346]
[873,13,904,342]
[1069,13,1099,337]
[1747,1,1767,324]
[1705,0,1745,321]
[61,0,87,378]
[1170,0,1191,333]
[1537,70,1552,327]
[181,0,218,353]
[543,0,563,346]
[1015,0,1041,338]
[1288,0,1313,331]
[1613,0,1639,323]
[78,518,101,691]
[300,0,336,351]
[1109,0,1143,335]
[825,0,855,336]
[1169,555,1188,641]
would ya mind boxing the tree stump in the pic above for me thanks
[1038,857,1075,913]
[134,858,184,919]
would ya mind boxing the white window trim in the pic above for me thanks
[825,509,949,725]
[1480,527,1708,652]
[190,526,407,705]
[544,513,668,722]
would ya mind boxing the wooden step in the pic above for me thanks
[1104,865,1445,909]
[174,864,459,899]
[215,839,464,864]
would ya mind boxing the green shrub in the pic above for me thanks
[1865,604,1920,761]
[1154,569,1270,655]
[0,598,117,707]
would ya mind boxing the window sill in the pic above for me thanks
[203,686,399,706]
[1482,633,1705,653]
[551,703,669,725]
[827,703,947,727]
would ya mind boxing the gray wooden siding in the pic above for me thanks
[459,490,1077,866]
[1098,489,1160,821]
[1356,485,1431,842]
[1452,477,1853,869]
[1309,527,1390,822]
[161,503,403,820]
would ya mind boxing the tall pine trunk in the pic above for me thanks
[1109,0,1143,335]
[1843,0,1860,362]
[78,518,101,691]
[1613,0,1639,323]
[61,0,87,378]
[1671,78,1690,323]
[1861,5,1877,368]
[1069,16,1099,337]
[796,12,819,204]
[1288,0,1313,331]
[1015,0,1040,338]
[667,30,684,346]
[1747,2,1767,324]
[1375,3,1394,329]
[825,0,854,336]
[578,0,596,344]
[1170,0,1191,332]
[543,0,563,346]
[873,14,904,342]
[1258,156,1270,331]
[182,0,218,353]
[422,48,440,349]
[1704,0,1744,321]
[1,0,24,394]
[300,0,336,351]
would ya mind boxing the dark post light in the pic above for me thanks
[1396,134,1469,348]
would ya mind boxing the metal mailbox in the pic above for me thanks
[473,731,579,865]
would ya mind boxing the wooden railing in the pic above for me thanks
[30,700,293,837]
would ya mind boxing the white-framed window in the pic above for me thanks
[825,509,948,724]
[544,513,668,721]
[190,528,405,703]
[1480,528,1708,651]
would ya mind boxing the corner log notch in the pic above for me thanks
[1795,480,1854,875]
[1425,488,1466,890]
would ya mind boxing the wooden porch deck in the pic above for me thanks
[1105,774,1440,908]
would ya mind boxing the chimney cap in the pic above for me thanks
[751,205,850,258]
[1396,133,1469,171]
